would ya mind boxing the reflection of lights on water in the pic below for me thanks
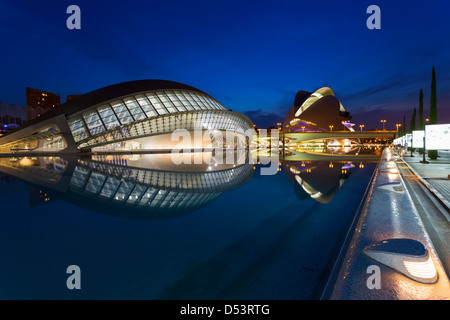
[19,158,34,166]
[290,167,302,174]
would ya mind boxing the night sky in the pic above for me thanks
[1,0,449,130]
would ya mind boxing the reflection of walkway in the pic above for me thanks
[402,150,450,209]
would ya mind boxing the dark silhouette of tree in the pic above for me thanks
[428,67,438,160]
[417,89,424,153]
[409,108,416,133]
[418,89,424,130]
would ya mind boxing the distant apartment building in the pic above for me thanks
[26,87,61,121]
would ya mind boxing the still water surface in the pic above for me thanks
[0,154,377,299]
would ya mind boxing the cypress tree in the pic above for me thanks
[430,67,437,124]
[428,67,438,159]
[409,108,416,133]
[418,89,424,130]
[418,89,424,153]
[403,115,406,136]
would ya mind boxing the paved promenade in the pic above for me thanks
[327,148,450,299]
[402,150,450,210]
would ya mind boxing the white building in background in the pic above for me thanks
[0,102,27,127]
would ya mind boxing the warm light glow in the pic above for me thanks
[387,161,395,168]
[18,158,34,166]
[403,257,437,281]
[388,173,399,180]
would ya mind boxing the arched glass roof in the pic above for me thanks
[68,89,227,143]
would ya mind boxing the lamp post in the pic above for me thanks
[380,120,386,131]
[277,122,281,131]
[359,124,364,132]
[421,132,429,164]
[329,125,334,132]
[396,123,401,132]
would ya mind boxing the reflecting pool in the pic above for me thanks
[0,153,378,299]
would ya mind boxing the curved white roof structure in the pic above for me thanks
[283,87,353,132]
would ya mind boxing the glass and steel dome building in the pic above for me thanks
[0,80,254,153]
[283,87,354,133]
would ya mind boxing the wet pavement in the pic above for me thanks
[402,150,450,210]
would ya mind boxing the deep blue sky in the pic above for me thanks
[1,0,449,130]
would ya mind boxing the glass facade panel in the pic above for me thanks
[85,172,106,194]
[111,100,133,124]
[190,92,207,110]
[166,91,187,112]
[97,105,120,130]
[114,181,134,202]
[182,92,199,109]
[135,94,158,118]
[174,91,193,111]
[146,92,168,115]
[138,187,157,206]
[156,92,177,113]
[123,97,146,121]
[83,110,105,136]
[69,116,89,142]
[126,185,146,204]
[70,166,90,189]
[99,177,121,198]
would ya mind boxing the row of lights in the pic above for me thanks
[266,118,431,133]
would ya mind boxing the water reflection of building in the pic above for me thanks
[0,153,254,220]
[282,161,355,204]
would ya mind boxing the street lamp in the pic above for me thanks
[396,123,401,132]
[380,120,386,131]
[329,125,334,132]
[359,124,364,132]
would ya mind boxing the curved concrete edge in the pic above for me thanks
[325,148,450,300]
